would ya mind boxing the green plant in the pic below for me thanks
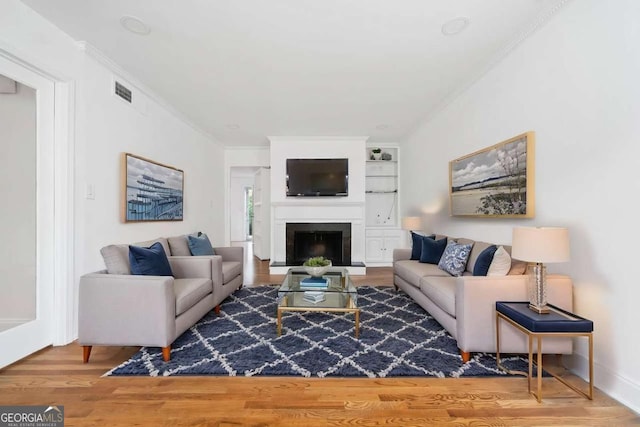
[303,256,331,267]
[372,148,382,153]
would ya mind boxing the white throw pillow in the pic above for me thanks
[487,246,511,276]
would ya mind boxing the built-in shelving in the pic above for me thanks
[365,145,401,266]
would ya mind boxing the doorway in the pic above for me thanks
[229,166,259,243]
[0,57,56,368]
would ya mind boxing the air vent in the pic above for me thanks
[114,81,132,103]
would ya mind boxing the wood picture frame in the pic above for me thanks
[121,153,184,222]
[449,132,535,218]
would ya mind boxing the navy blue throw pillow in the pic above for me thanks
[129,242,173,276]
[419,237,448,264]
[473,245,498,276]
[410,232,435,260]
[187,232,215,256]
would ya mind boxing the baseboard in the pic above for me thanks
[566,353,640,414]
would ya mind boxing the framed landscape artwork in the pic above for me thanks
[122,153,184,222]
[449,132,535,218]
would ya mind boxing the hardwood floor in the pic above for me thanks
[1,242,638,426]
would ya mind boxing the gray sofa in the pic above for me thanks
[393,235,573,362]
[79,234,243,363]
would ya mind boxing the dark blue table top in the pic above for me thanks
[496,302,593,333]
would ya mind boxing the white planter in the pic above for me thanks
[304,262,332,277]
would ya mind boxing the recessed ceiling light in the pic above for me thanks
[441,17,470,36]
[226,124,240,130]
[120,16,151,35]
[376,124,391,130]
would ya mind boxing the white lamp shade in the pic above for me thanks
[511,227,570,263]
[401,216,422,231]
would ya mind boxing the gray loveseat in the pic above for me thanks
[393,235,573,362]
[79,234,243,363]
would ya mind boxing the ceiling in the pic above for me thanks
[21,0,566,147]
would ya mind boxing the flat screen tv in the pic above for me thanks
[286,158,348,197]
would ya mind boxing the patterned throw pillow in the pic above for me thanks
[438,241,473,276]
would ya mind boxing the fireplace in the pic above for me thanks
[286,223,351,266]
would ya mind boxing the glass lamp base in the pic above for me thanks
[528,303,551,314]
[527,263,550,314]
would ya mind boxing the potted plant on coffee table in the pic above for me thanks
[303,256,332,277]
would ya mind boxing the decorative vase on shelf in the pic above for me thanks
[372,149,382,160]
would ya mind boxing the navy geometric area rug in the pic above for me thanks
[106,286,534,378]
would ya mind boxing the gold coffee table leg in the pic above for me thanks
[355,310,360,338]
[277,308,282,336]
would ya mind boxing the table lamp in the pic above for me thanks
[401,216,422,232]
[511,227,570,314]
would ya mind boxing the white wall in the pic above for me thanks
[74,53,225,276]
[0,81,36,323]
[1,0,225,340]
[401,0,640,412]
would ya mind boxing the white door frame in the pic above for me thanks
[0,47,74,367]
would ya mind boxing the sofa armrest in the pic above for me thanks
[78,273,176,347]
[169,256,213,279]
[455,274,573,353]
[393,248,412,263]
[213,246,244,263]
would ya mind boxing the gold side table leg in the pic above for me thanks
[528,334,533,395]
[588,333,594,399]
[536,336,543,403]
[355,310,360,338]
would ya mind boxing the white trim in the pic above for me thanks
[76,41,220,146]
[567,353,640,414]
[53,80,76,345]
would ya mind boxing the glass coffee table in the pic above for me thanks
[277,267,360,338]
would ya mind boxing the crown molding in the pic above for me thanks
[402,0,573,140]
[75,41,221,146]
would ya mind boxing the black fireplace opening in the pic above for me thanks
[286,223,351,266]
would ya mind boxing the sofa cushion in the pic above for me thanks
[438,241,473,276]
[173,278,212,316]
[419,276,457,317]
[188,232,215,256]
[168,235,191,256]
[222,261,242,284]
[129,242,174,276]
[100,244,131,275]
[394,260,450,288]
[419,237,448,264]
[473,244,498,276]
[410,232,435,260]
[508,261,528,275]
[487,246,511,276]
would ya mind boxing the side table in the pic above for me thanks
[495,301,594,402]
